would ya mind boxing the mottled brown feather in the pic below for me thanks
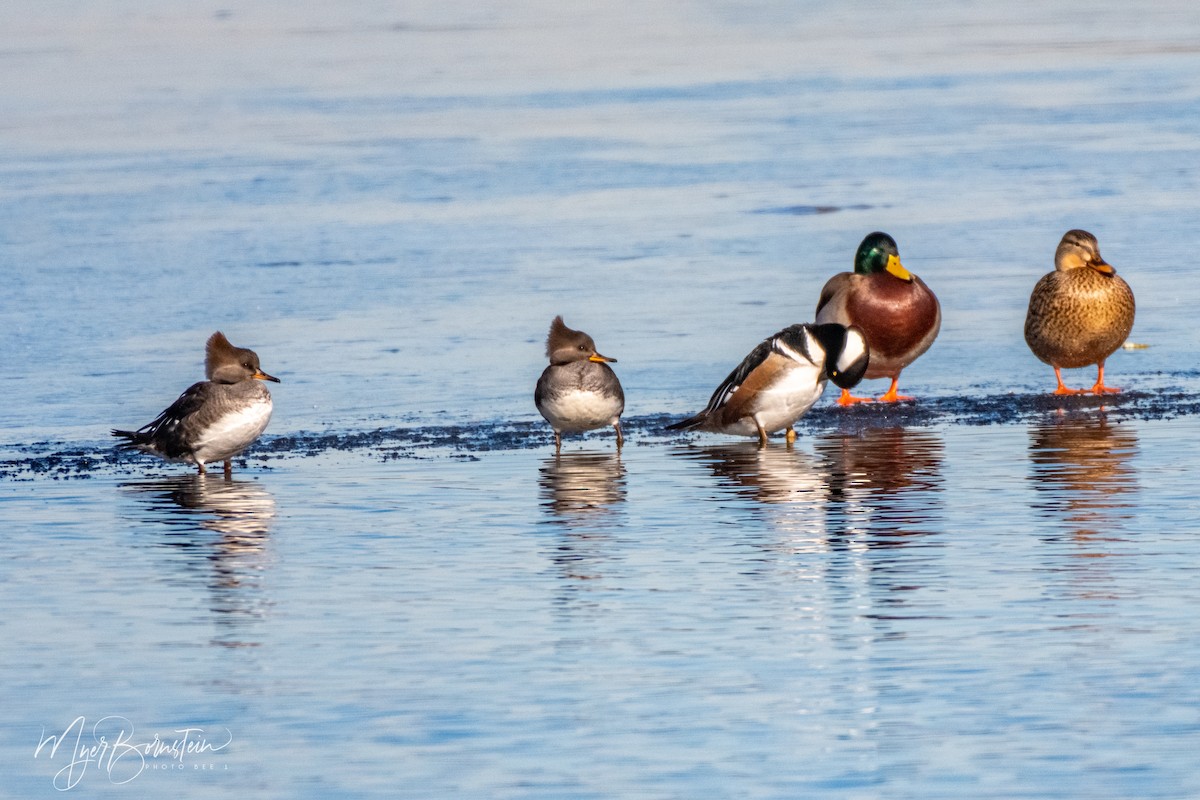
[1024,268,1134,369]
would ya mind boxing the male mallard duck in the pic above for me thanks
[535,316,625,452]
[666,323,869,446]
[815,232,940,404]
[1024,229,1135,395]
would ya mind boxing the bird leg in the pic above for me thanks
[223,460,233,478]
[1052,366,1085,395]
[197,463,206,476]
[877,377,913,403]
[835,388,875,406]
[614,421,624,449]
[756,423,769,448]
[553,431,562,454]
[1090,361,1122,395]
[785,426,796,444]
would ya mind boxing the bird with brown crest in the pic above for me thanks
[113,331,280,476]
[534,316,625,453]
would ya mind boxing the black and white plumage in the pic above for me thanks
[667,323,869,445]
[534,316,625,453]
[113,331,280,477]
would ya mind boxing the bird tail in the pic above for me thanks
[665,413,707,432]
[111,429,148,451]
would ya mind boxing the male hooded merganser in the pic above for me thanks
[815,232,940,404]
[1025,229,1135,395]
[113,332,280,476]
[534,316,625,452]
[667,323,868,445]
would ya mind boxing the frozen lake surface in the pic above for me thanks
[4,1,1200,796]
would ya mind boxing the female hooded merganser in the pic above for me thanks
[535,316,625,452]
[113,331,280,476]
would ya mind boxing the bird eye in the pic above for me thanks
[579,345,588,351]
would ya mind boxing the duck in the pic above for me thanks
[667,322,869,446]
[815,231,940,404]
[1024,229,1135,395]
[113,332,280,476]
[534,316,625,452]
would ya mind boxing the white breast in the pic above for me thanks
[538,390,622,433]
[192,399,273,466]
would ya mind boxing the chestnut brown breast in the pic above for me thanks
[845,273,941,378]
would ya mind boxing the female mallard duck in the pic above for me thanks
[1024,229,1135,395]
[815,231,940,404]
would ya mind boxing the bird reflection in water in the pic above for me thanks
[537,451,627,590]
[1028,414,1138,540]
[682,429,945,636]
[813,427,945,545]
[684,428,944,548]
[680,442,831,542]
[814,429,944,627]
[121,475,276,647]
[539,452,627,521]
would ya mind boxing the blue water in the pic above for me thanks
[5,1,1200,796]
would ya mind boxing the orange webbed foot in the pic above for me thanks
[835,388,875,406]
[1089,364,1121,395]
[876,379,912,403]
[1052,367,1085,396]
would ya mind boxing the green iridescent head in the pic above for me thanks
[854,231,912,281]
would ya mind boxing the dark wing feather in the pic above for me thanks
[112,381,211,458]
